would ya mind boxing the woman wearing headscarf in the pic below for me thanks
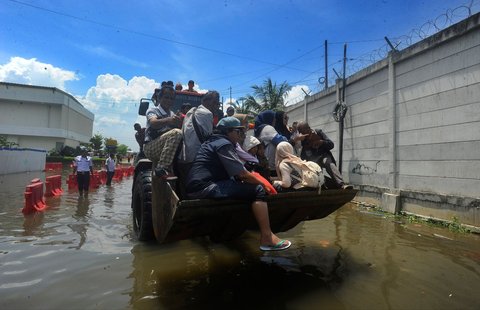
[274,111,291,140]
[254,110,288,173]
[241,136,270,180]
[273,141,306,191]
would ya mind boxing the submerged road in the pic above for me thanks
[0,168,479,309]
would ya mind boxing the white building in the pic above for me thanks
[0,82,94,152]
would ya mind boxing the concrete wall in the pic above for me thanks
[0,82,94,151]
[287,13,480,228]
[0,148,46,174]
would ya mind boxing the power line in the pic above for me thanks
[223,44,324,95]
[8,0,310,73]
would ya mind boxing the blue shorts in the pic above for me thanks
[190,179,266,201]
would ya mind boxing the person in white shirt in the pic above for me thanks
[174,91,220,198]
[105,153,116,186]
[73,146,93,198]
[144,81,183,178]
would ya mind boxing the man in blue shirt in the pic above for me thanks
[73,146,93,198]
[186,117,291,251]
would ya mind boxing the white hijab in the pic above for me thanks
[275,141,305,179]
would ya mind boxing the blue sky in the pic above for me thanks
[1,0,479,151]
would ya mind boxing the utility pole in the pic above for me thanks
[229,86,232,105]
[325,40,328,89]
[339,43,347,173]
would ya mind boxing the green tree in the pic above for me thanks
[104,137,118,155]
[90,133,104,153]
[230,99,259,116]
[0,136,19,148]
[240,78,291,112]
[116,144,128,157]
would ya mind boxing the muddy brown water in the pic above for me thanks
[0,168,479,310]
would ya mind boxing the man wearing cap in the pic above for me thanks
[144,81,183,178]
[73,146,94,198]
[186,116,292,251]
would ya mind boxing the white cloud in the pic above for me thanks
[81,74,158,151]
[0,57,158,151]
[97,116,127,126]
[285,85,309,106]
[85,74,157,105]
[75,96,99,111]
[0,57,78,90]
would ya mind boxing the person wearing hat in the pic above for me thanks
[186,116,292,251]
[144,81,183,178]
[243,136,261,158]
[241,135,270,180]
[73,146,94,198]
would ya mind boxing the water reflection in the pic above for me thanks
[22,212,45,236]
[68,197,90,250]
[0,168,479,309]
[103,186,115,208]
[0,171,45,194]
[74,197,90,218]
[128,233,352,309]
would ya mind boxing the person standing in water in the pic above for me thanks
[105,153,116,186]
[73,146,94,198]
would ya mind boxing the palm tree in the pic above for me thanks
[230,98,260,116]
[240,78,291,113]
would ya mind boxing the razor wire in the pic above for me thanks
[322,1,478,88]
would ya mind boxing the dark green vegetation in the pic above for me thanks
[403,213,472,233]
[234,78,292,115]
[0,136,19,148]
[355,202,474,234]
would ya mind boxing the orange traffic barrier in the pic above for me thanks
[113,168,123,181]
[127,166,134,176]
[45,175,63,197]
[98,170,107,185]
[66,174,78,189]
[90,172,101,189]
[23,180,46,214]
[45,162,63,171]
[117,165,134,177]
[67,173,100,190]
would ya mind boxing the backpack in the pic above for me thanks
[300,161,325,193]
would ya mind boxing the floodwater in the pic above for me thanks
[0,168,479,310]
